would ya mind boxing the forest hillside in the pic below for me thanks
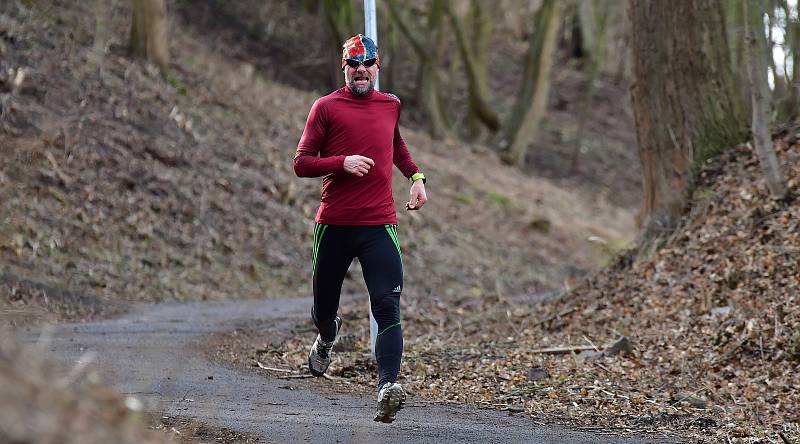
[0,0,634,322]
[1,0,798,443]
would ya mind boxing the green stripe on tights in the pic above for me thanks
[384,225,401,256]
[312,223,328,273]
[377,321,401,336]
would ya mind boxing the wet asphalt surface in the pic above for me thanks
[20,298,680,443]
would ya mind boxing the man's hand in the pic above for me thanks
[343,155,375,177]
[406,180,427,210]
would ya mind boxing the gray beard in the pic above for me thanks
[348,80,374,96]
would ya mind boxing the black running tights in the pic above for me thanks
[311,224,403,389]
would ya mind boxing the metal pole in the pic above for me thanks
[364,0,379,359]
[364,0,379,91]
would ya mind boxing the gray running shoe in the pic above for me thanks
[373,382,406,423]
[307,316,342,377]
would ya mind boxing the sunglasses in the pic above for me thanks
[344,58,377,69]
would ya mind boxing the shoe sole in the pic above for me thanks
[308,317,342,377]
[373,385,406,423]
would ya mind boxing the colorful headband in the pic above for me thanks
[341,34,381,69]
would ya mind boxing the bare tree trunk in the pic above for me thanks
[428,0,452,132]
[386,0,451,139]
[744,0,788,199]
[723,0,752,116]
[782,0,800,121]
[130,0,168,72]
[791,18,800,121]
[723,0,743,68]
[629,0,746,240]
[321,0,355,90]
[464,0,494,141]
[765,5,788,114]
[498,0,562,167]
[447,1,500,133]
[380,7,398,93]
[613,4,630,85]
[570,0,613,172]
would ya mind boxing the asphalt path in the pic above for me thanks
[21,298,679,443]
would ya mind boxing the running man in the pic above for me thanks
[293,34,427,423]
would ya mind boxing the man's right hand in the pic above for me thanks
[343,155,375,177]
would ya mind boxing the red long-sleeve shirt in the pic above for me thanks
[294,87,420,225]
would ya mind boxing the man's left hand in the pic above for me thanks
[406,180,427,210]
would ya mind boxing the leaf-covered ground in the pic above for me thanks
[213,134,800,443]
